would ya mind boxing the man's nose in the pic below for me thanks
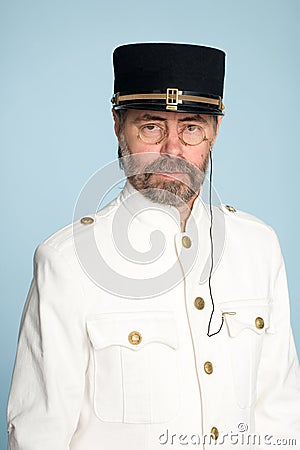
[160,127,184,157]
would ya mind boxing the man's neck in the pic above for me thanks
[177,194,198,232]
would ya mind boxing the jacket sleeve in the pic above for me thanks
[255,232,300,449]
[7,242,88,450]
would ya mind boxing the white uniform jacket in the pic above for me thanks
[7,183,300,450]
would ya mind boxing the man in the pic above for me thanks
[7,43,300,449]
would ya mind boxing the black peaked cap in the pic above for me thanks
[112,43,226,115]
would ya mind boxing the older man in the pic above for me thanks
[7,43,300,450]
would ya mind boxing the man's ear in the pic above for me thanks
[216,115,223,136]
[112,108,120,140]
[210,115,223,148]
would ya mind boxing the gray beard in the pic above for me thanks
[119,140,208,207]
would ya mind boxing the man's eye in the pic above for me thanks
[186,124,200,132]
[143,124,160,131]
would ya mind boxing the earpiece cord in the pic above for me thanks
[207,148,224,337]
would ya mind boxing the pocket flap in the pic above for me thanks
[220,299,272,337]
[87,311,178,351]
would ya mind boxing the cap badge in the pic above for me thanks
[166,88,180,111]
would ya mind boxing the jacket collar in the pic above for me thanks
[118,181,226,287]
[118,181,206,233]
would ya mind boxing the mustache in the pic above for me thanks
[143,155,200,177]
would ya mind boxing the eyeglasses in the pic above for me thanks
[137,123,208,146]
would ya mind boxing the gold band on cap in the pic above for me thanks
[111,88,224,111]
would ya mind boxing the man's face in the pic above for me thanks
[113,109,222,207]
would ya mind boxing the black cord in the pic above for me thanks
[207,149,224,337]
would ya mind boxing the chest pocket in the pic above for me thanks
[87,311,179,424]
[220,299,274,409]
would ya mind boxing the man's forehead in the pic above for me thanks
[126,109,210,123]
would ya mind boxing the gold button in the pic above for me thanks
[182,235,192,248]
[255,317,264,329]
[80,216,94,225]
[210,426,219,440]
[194,297,205,310]
[128,331,142,345]
[225,205,236,213]
[204,361,213,374]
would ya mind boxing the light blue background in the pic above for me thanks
[1,0,299,446]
